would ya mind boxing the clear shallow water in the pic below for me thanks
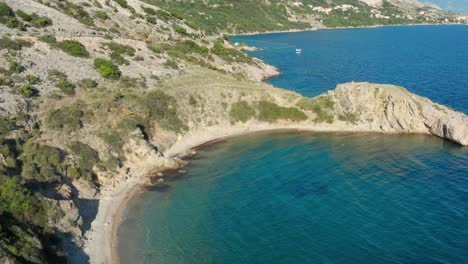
[119,26,468,263]
[119,133,468,264]
[231,25,468,113]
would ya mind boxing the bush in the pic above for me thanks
[94,58,121,79]
[15,10,32,21]
[256,101,307,122]
[8,61,24,74]
[38,35,57,45]
[95,10,108,20]
[67,141,99,171]
[57,1,94,26]
[230,101,255,123]
[137,90,187,133]
[57,40,89,57]
[104,42,135,56]
[0,118,13,135]
[0,3,14,19]
[0,36,23,51]
[164,58,178,69]
[0,177,47,225]
[142,7,156,15]
[155,10,173,21]
[19,142,65,182]
[211,40,254,64]
[56,80,75,95]
[110,52,129,65]
[338,112,360,124]
[297,96,334,123]
[113,0,128,8]
[45,104,85,131]
[147,42,166,54]
[31,16,52,28]
[174,25,187,35]
[16,84,36,98]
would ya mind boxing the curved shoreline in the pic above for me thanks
[106,124,459,264]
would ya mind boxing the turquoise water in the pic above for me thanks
[119,26,468,263]
[119,133,468,263]
[231,25,468,113]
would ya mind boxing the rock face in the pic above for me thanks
[330,82,468,146]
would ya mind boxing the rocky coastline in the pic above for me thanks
[80,80,468,264]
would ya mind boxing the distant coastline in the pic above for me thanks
[229,22,468,37]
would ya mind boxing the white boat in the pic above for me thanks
[296,48,302,54]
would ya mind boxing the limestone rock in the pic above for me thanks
[330,82,468,145]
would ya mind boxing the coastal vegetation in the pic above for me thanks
[230,101,256,123]
[257,101,308,122]
[297,96,335,123]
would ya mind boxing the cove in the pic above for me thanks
[118,132,468,264]
[118,26,468,263]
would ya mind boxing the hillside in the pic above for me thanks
[145,0,467,33]
[0,0,467,263]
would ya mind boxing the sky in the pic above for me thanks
[425,0,468,13]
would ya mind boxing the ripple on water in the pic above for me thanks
[118,133,468,264]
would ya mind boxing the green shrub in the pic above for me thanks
[8,61,24,74]
[0,177,47,224]
[31,16,52,28]
[16,84,36,98]
[0,36,22,50]
[338,112,360,124]
[164,58,178,69]
[0,3,14,18]
[137,90,187,133]
[26,75,39,85]
[113,0,128,8]
[230,101,255,123]
[38,35,57,45]
[57,40,89,57]
[15,10,32,21]
[19,142,65,182]
[297,96,335,123]
[147,42,166,54]
[174,25,187,35]
[48,69,67,82]
[146,16,157,24]
[256,101,307,122]
[56,80,75,95]
[94,58,121,79]
[104,42,135,56]
[0,118,13,135]
[211,40,254,64]
[56,1,95,26]
[68,141,99,171]
[142,7,156,15]
[45,104,85,131]
[5,17,25,30]
[110,52,129,65]
[95,10,108,20]
[155,10,173,21]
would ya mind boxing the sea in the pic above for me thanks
[118,25,468,264]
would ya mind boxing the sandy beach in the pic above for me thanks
[82,119,436,264]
